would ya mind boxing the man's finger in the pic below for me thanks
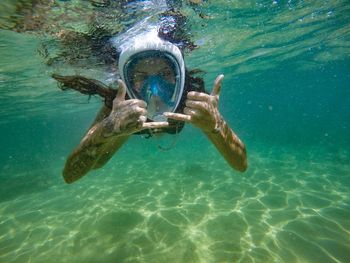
[187,91,211,102]
[120,99,147,109]
[185,100,208,111]
[142,122,170,129]
[183,107,201,117]
[116,79,127,101]
[164,112,192,122]
[211,74,224,96]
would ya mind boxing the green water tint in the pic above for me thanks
[1,0,350,262]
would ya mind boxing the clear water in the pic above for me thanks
[1,1,350,262]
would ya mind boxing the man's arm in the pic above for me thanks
[203,117,247,172]
[164,74,247,172]
[63,80,170,184]
[62,106,130,184]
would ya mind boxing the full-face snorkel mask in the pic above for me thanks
[118,29,185,121]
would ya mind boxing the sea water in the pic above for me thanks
[0,1,349,262]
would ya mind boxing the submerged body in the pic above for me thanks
[62,74,247,183]
[44,1,248,183]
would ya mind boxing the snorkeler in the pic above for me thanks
[56,28,247,184]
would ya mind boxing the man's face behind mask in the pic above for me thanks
[124,51,183,121]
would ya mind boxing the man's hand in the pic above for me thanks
[164,74,224,133]
[102,79,169,137]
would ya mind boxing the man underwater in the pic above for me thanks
[56,28,247,183]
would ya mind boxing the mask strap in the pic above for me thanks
[147,125,180,151]
[157,131,180,151]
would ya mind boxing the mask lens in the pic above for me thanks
[124,52,181,120]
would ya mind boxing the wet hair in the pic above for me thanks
[52,74,118,108]
[158,10,198,52]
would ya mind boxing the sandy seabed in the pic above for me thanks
[0,145,349,263]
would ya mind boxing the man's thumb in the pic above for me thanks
[116,79,127,101]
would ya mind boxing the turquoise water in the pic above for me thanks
[1,1,350,262]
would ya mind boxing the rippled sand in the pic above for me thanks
[0,143,349,263]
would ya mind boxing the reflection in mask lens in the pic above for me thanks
[139,75,176,121]
[141,75,175,106]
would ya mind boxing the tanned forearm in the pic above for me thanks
[204,117,247,172]
[62,78,154,184]
[63,120,130,184]
[62,105,131,184]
